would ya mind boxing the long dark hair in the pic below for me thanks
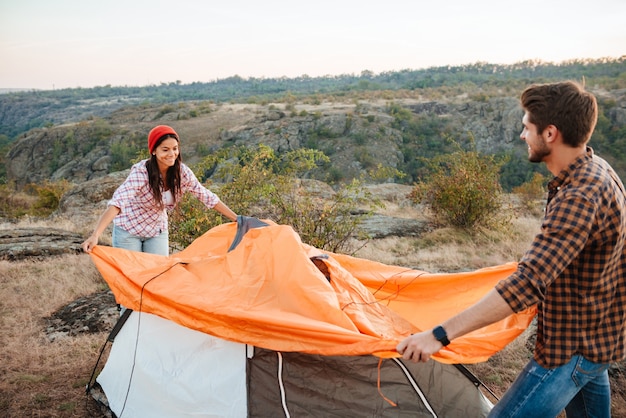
[145,134,182,208]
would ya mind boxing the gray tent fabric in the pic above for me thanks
[228,215,270,252]
[247,348,493,417]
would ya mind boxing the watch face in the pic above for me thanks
[433,326,444,339]
[433,326,450,345]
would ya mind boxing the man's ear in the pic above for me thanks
[544,124,559,143]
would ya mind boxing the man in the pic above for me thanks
[397,81,626,418]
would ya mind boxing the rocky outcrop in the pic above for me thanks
[6,125,116,188]
[57,169,130,218]
[5,98,526,188]
[0,227,84,260]
[360,214,429,239]
[458,97,523,152]
[45,290,118,342]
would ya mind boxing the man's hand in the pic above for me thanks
[397,290,514,363]
[396,330,443,363]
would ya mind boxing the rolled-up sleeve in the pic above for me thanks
[180,163,220,208]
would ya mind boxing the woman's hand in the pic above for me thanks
[82,234,99,253]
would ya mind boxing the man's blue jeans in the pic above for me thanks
[489,355,611,418]
[112,225,169,255]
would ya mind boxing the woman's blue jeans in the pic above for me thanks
[488,355,611,418]
[112,225,169,255]
[112,225,169,314]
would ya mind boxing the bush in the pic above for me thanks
[0,183,34,218]
[110,141,141,172]
[26,180,72,217]
[410,139,507,229]
[0,180,71,219]
[169,145,382,253]
[512,172,547,216]
[270,177,379,253]
[168,193,218,251]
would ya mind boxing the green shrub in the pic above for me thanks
[368,164,405,183]
[278,178,378,253]
[169,145,381,253]
[154,105,176,119]
[512,172,547,215]
[168,193,218,251]
[0,180,71,219]
[411,139,507,229]
[110,142,141,172]
[26,180,72,217]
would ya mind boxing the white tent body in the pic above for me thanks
[97,311,248,417]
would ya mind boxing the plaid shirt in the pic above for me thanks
[108,160,220,238]
[496,147,626,368]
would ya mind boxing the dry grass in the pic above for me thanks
[0,255,108,417]
[2,198,626,416]
[353,215,541,273]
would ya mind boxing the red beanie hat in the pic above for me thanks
[148,125,178,152]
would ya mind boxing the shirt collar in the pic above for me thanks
[547,146,594,193]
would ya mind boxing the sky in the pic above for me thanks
[1,0,625,91]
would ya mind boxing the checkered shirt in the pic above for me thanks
[496,147,626,367]
[108,160,220,238]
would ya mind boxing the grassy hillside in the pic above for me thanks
[2,57,624,140]
[2,57,625,192]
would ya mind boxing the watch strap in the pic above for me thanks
[432,325,450,346]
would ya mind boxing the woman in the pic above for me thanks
[82,124,237,255]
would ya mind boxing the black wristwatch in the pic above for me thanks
[432,325,450,346]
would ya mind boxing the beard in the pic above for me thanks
[528,137,550,163]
